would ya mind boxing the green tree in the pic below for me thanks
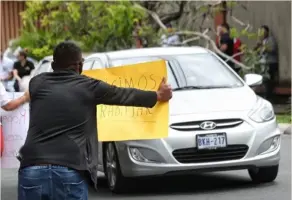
[13,1,151,60]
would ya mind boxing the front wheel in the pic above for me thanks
[248,165,279,183]
[104,143,129,193]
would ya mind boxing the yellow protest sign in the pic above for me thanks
[82,60,169,141]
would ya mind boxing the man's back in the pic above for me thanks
[20,68,159,186]
[21,70,98,170]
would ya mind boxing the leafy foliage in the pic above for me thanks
[14,0,264,78]
[229,27,265,76]
[13,1,151,60]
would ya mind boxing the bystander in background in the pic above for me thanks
[0,52,14,92]
[217,23,241,74]
[233,37,242,63]
[0,82,29,156]
[161,23,181,47]
[133,20,148,48]
[13,50,35,92]
[254,25,278,102]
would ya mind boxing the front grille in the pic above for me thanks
[172,145,249,164]
[170,119,243,131]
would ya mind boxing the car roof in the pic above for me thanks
[41,55,53,62]
[86,47,209,60]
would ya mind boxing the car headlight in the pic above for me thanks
[249,96,275,123]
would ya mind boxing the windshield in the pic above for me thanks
[110,57,179,89]
[110,53,243,91]
[175,53,243,88]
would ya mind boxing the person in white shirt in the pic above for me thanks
[0,52,14,92]
[161,23,180,47]
[0,82,29,111]
[0,80,29,159]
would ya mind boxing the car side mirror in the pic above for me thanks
[244,74,263,87]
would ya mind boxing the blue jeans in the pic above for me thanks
[18,165,88,200]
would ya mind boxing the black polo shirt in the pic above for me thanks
[13,60,35,78]
[19,69,157,187]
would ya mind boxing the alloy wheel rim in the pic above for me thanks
[106,143,117,188]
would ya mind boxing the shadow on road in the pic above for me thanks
[89,172,278,198]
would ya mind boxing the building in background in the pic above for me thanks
[0,1,25,52]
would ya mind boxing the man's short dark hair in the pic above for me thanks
[261,25,269,33]
[19,50,27,59]
[52,41,82,70]
[221,23,230,31]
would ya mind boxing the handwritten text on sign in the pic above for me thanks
[1,92,29,168]
[83,60,169,141]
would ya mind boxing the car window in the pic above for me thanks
[173,53,243,88]
[110,57,178,89]
[83,61,93,71]
[92,59,104,69]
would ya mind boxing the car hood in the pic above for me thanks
[169,86,257,115]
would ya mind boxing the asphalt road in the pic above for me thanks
[1,135,291,200]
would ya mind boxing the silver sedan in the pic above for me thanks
[85,47,280,193]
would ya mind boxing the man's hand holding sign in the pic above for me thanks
[157,77,172,101]
[83,60,172,141]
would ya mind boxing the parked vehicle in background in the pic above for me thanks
[2,46,39,91]
[3,46,38,67]
[30,53,92,77]
[17,47,281,193]
[32,56,54,76]
[19,56,53,91]
[19,53,90,91]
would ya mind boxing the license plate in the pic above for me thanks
[196,133,227,150]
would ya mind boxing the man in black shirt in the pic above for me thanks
[13,50,35,92]
[18,41,172,200]
[218,23,239,74]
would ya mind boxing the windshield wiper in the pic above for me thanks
[173,85,237,91]
[173,86,206,91]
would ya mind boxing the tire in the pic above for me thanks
[248,165,279,183]
[103,142,129,193]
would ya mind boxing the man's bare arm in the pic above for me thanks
[1,91,30,111]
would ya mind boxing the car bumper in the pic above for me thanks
[115,118,281,177]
